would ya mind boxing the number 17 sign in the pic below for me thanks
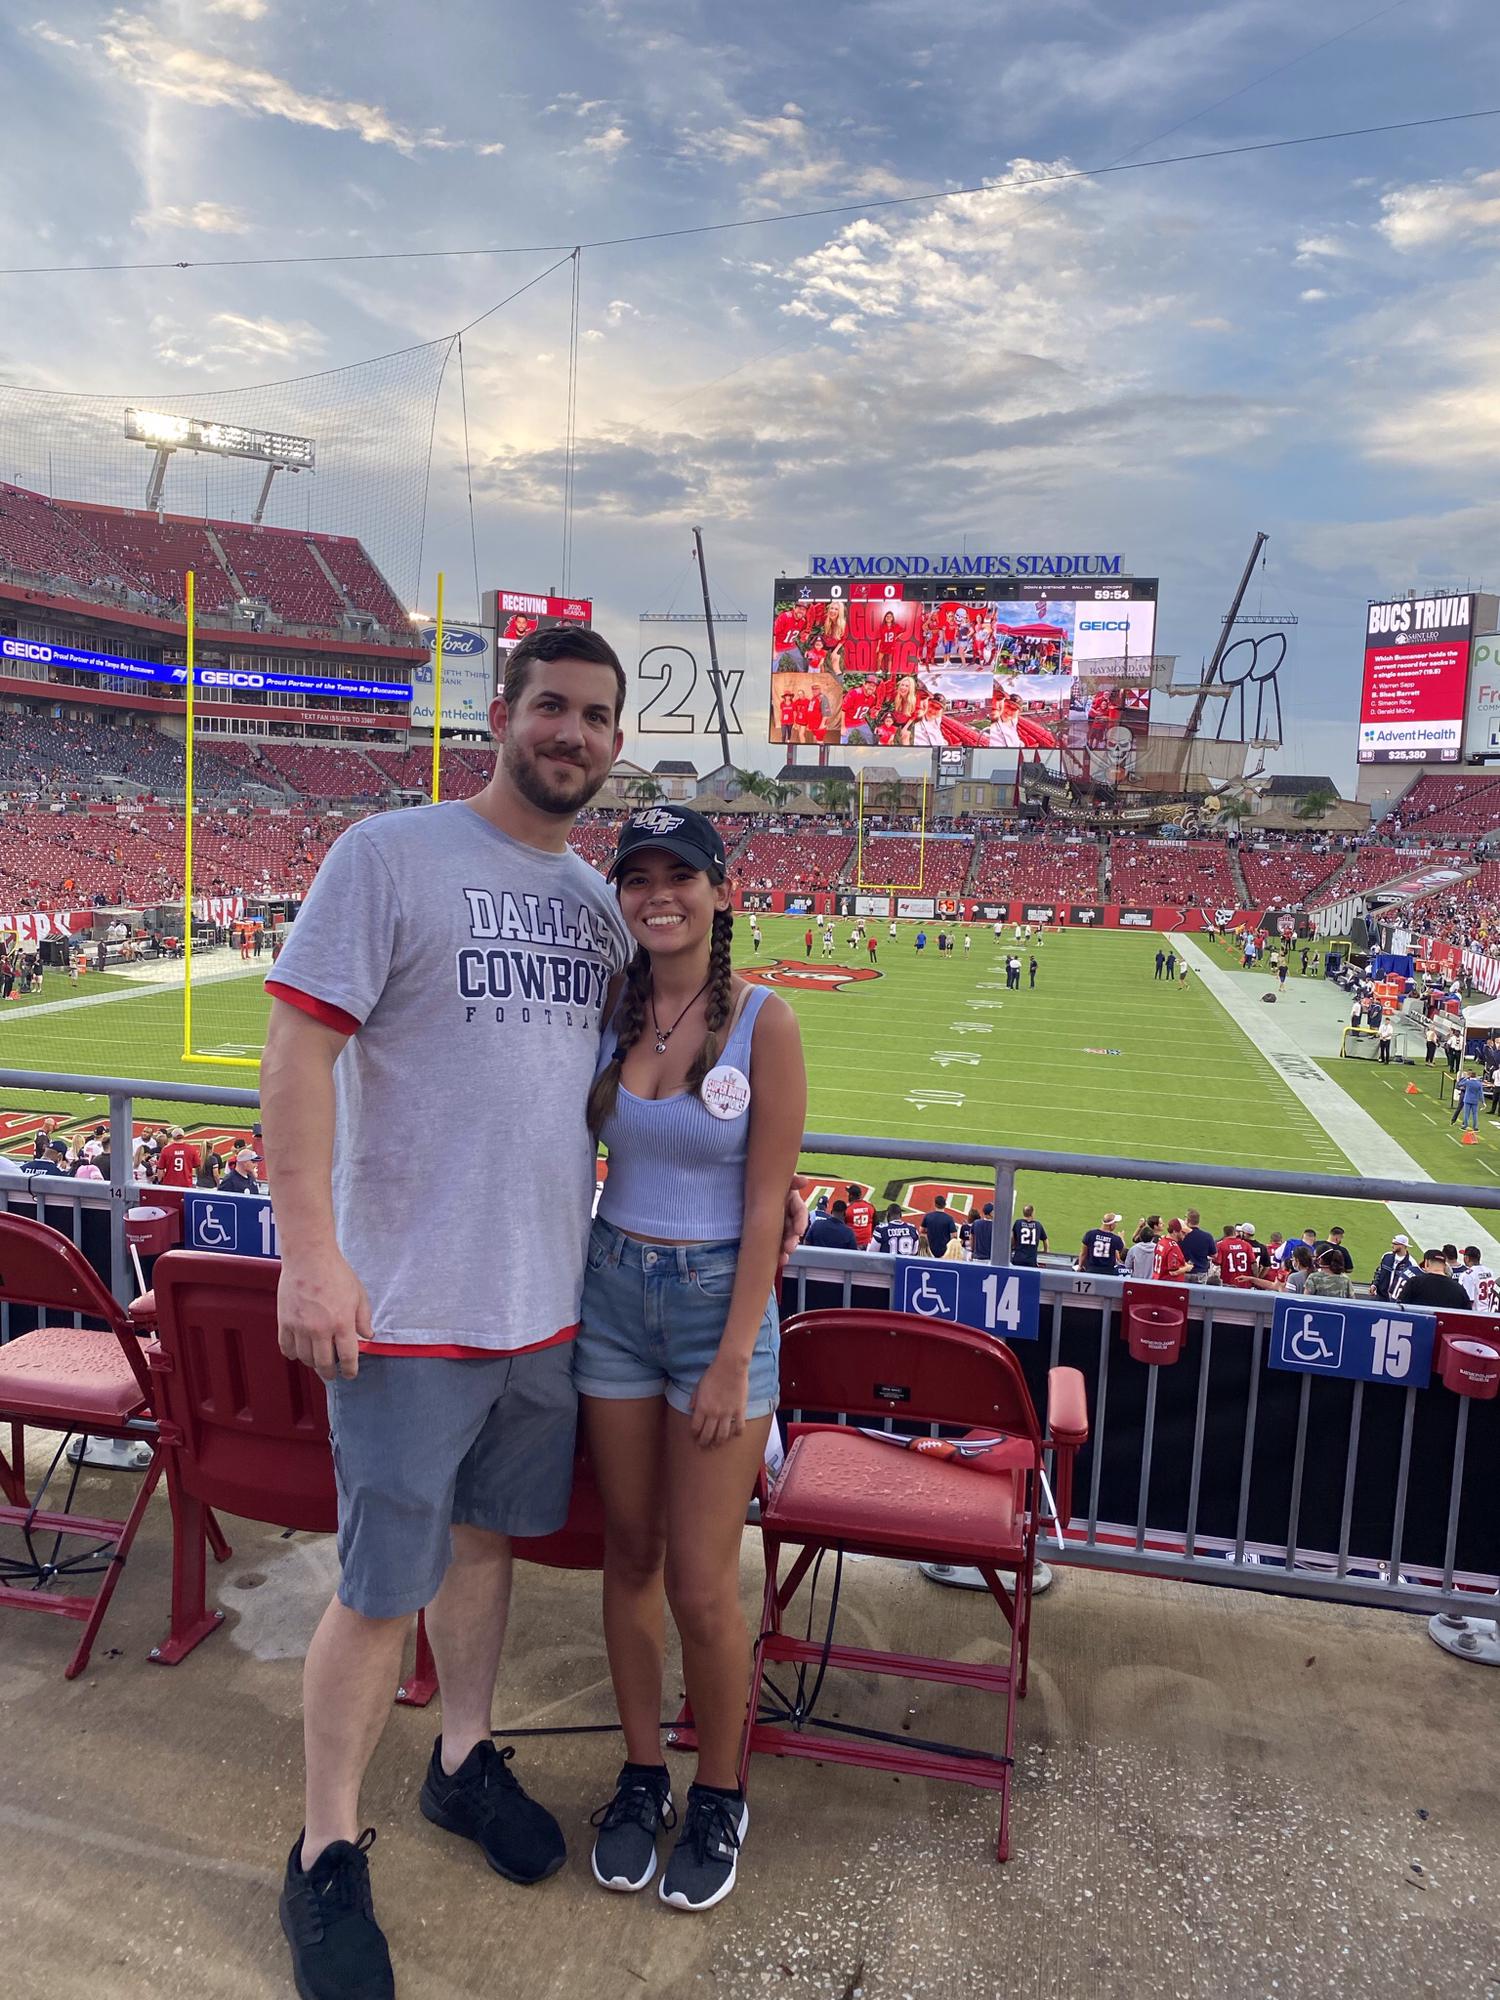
[894,1259,1041,1341]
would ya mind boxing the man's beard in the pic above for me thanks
[503,737,608,817]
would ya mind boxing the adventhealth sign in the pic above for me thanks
[0,636,410,704]
[807,553,1125,579]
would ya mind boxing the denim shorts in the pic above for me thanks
[573,1217,781,1418]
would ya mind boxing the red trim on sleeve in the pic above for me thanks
[266,980,361,1037]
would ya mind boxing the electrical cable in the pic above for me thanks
[456,334,481,620]
[2,102,1493,281]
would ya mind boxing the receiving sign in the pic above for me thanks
[1268,1296,1434,1389]
[894,1259,1041,1342]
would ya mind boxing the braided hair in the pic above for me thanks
[585,906,736,1137]
[684,907,736,1095]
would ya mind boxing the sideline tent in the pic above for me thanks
[1463,997,1500,1031]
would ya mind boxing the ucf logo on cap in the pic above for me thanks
[629,807,686,835]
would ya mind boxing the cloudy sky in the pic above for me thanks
[4,0,1500,791]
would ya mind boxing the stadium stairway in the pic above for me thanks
[961,834,984,899]
[1227,841,1249,905]
[1095,841,1108,899]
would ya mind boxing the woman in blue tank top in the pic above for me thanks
[574,807,806,1914]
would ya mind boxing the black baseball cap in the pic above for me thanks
[608,806,727,882]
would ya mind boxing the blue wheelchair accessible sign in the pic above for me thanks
[894,1259,1041,1342]
[1268,1295,1434,1389]
[182,1191,280,1260]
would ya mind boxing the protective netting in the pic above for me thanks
[0,338,452,613]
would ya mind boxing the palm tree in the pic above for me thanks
[766,782,797,810]
[627,777,665,806]
[1294,785,1339,824]
[732,767,769,803]
[1211,795,1251,828]
[877,778,905,815]
[811,778,854,816]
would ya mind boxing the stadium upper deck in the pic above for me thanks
[0,479,407,636]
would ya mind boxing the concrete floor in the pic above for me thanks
[2,1460,1497,2000]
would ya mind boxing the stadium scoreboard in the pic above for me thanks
[769,571,1160,754]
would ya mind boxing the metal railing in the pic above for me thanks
[1,1070,1495,1619]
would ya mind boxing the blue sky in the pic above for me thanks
[4,0,1500,791]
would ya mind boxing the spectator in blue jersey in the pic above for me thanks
[872,1204,922,1256]
[804,1199,858,1250]
[1010,1204,1046,1267]
[969,1203,995,1260]
[1178,1208,1215,1279]
[1078,1212,1125,1274]
[920,1194,958,1258]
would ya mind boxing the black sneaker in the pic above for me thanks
[659,1787,749,1912]
[278,1828,394,2000]
[589,1766,675,1893]
[418,1738,566,1884]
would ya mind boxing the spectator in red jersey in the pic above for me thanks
[1153,1220,1188,1282]
[155,1125,201,1188]
[1214,1223,1258,1288]
[844,1183,876,1248]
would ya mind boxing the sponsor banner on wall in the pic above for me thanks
[896,896,936,919]
[411,624,495,731]
[1465,633,1500,755]
[742,891,774,912]
[1022,904,1057,923]
[1117,907,1153,927]
[854,893,891,917]
[1070,905,1104,926]
[974,903,1007,921]
[0,908,95,944]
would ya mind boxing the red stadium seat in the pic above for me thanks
[0,1212,163,1678]
[741,1308,1088,1861]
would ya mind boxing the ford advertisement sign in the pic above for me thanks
[421,625,488,657]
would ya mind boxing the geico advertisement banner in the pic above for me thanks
[1465,634,1500,754]
[410,626,495,729]
[1358,593,1473,764]
[1071,598,1158,677]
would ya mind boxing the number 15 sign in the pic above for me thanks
[1268,1296,1435,1389]
[894,1260,1041,1341]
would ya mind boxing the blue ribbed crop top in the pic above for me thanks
[595,984,771,1240]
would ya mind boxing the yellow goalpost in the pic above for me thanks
[855,769,930,892]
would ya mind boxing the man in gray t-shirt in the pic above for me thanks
[264,627,635,1996]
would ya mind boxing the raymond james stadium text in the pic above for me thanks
[807,553,1124,578]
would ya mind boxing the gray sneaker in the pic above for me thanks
[659,1787,748,1912]
[589,1767,674,1893]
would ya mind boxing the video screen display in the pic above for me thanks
[768,575,1158,756]
[1357,593,1474,765]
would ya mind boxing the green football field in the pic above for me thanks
[0,918,1488,1264]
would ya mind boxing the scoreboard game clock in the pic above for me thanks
[769,572,1160,764]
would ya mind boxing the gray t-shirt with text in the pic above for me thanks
[268,802,629,1352]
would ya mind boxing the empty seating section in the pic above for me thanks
[1107,838,1238,908]
[855,836,970,893]
[1237,847,1345,907]
[0,480,408,633]
[315,539,408,630]
[256,743,386,801]
[568,821,618,871]
[1386,772,1500,839]
[216,529,343,627]
[1331,845,1463,896]
[735,831,855,891]
[0,806,353,905]
[970,839,1100,902]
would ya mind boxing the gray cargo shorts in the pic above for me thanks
[325,1344,577,1619]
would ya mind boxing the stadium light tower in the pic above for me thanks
[124,408,316,521]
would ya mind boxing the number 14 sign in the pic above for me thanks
[1268,1296,1435,1389]
[894,1259,1041,1341]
